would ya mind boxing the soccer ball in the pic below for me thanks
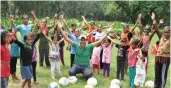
[145,80,154,88]
[48,82,60,88]
[109,83,120,88]
[87,77,97,86]
[68,76,78,84]
[58,77,69,86]
[84,85,94,88]
[111,79,121,86]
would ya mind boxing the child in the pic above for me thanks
[115,38,129,81]
[151,40,159,55]
[134,49,147,88]
[128,39,140,88]
[1,31,11,88]
[91,38,102,75]
[42,31,64,79]
[30,32,39,84]
[12,32,40,88]
[102,38,114,77]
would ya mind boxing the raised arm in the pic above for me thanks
[78,21,85,31]
[60,15,71,33]
[151,12,162,39]
[81,15,88,24]
[12,37,24,48]
[137,13,143,35]
[58,23,73,45]
[58,38,64,44]
[31,10,38,30]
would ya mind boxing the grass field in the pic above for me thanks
[7,29,170,88]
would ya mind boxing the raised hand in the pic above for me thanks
[54,13,58,19]
[138,13,142,19]
[81,15,85,19]
[9,15,14,22]
[159,19,164,24]
[151,12,155,20]
[31,10,35,15]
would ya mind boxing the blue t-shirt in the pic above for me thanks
[68,33,79,54]
[10,24,20,57]
[15,24,32,42]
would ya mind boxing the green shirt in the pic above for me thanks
[72,42,94,66]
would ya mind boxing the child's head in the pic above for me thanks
[131,39,140,49]
[90,21,95,29]
[97,24,103,32]
[121,38,127,44]
[71,23,77,31]
[24,34,32,46]
[51,35,58,44]
[104,38,111,47]
[1,31,10,45]
[123,24,129,33]
[141,49,148,57]
[144,25,151,35]
[41,19,47,27]
[74,29,80,37]
[156,40,160,45]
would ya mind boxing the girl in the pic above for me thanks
[128,39,140,88]
[91,38,102,75]
[12,32,40,88]
[151,40,159,55]
[102,38,114,77]
[134,49,147,88]
[42,31,64,79]
[1,31,11,88]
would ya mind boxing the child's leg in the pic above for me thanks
[27,79,32,88]
[32,61,37,82]
[56,60,62,76]
[92,64,95,73]
[145,53,148,74]
[97,64,100,75]
[1,77,9,88]
[103,63,106,76]
[106,63,110,77]
[130,67,136,88]
[116,60,120,79]
[10,57,18,81]
[21,80,28,88]
[121,60,125,80]
[51,60,55,77]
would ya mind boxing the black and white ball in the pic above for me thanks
[87,77,97,86]
[58,77,69,86]
[68,76,78,84]
[111,79,121,86]
[145,80,154,88]
[48,82,60,88]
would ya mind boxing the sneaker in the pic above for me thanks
[52,76,55,79]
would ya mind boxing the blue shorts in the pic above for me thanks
[20,65,33,79]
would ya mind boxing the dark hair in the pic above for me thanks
[131,39,140,45]
[107,38,111,43]
[156,40,160,45]
[71,23,77,27]
[51,36,54,40]
[141,49,148,57]
[1,31,9,45]
[24,35,30,41]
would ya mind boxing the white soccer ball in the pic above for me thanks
[48,82,60,88]
[87,77,97,86]
[145,80,154,88]
[84,85,94,88]
[68,76,78,84]
[58,77,69,86]
[111,79,121,86]
[109,83,120,88]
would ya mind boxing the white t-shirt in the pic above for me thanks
[50,43,60,60]
[92,32,104,41]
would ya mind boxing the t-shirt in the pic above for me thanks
[15,24,32,42]
[92,46,102,56]
[86,24,95,43]
[140,35,150,51]
[120,30,133,46]
[39,32,49,49]
[136,56,147,75]
[115,44,129,60]
[102,44,113,64]
[72,42,94,66]
[128,48,139,67]
[92,32,104,41]
[10,24,20,57]
[49,43,60,61]
[1,45,11,77]
[68,33,79,54]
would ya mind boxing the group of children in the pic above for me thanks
[0,11,169,88]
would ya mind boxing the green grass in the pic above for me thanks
[7,24,170,88]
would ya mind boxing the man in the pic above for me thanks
[58,23,109,79]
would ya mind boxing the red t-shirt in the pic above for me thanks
[1,45,11,77]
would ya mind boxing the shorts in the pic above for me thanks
[20,65,33,79]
